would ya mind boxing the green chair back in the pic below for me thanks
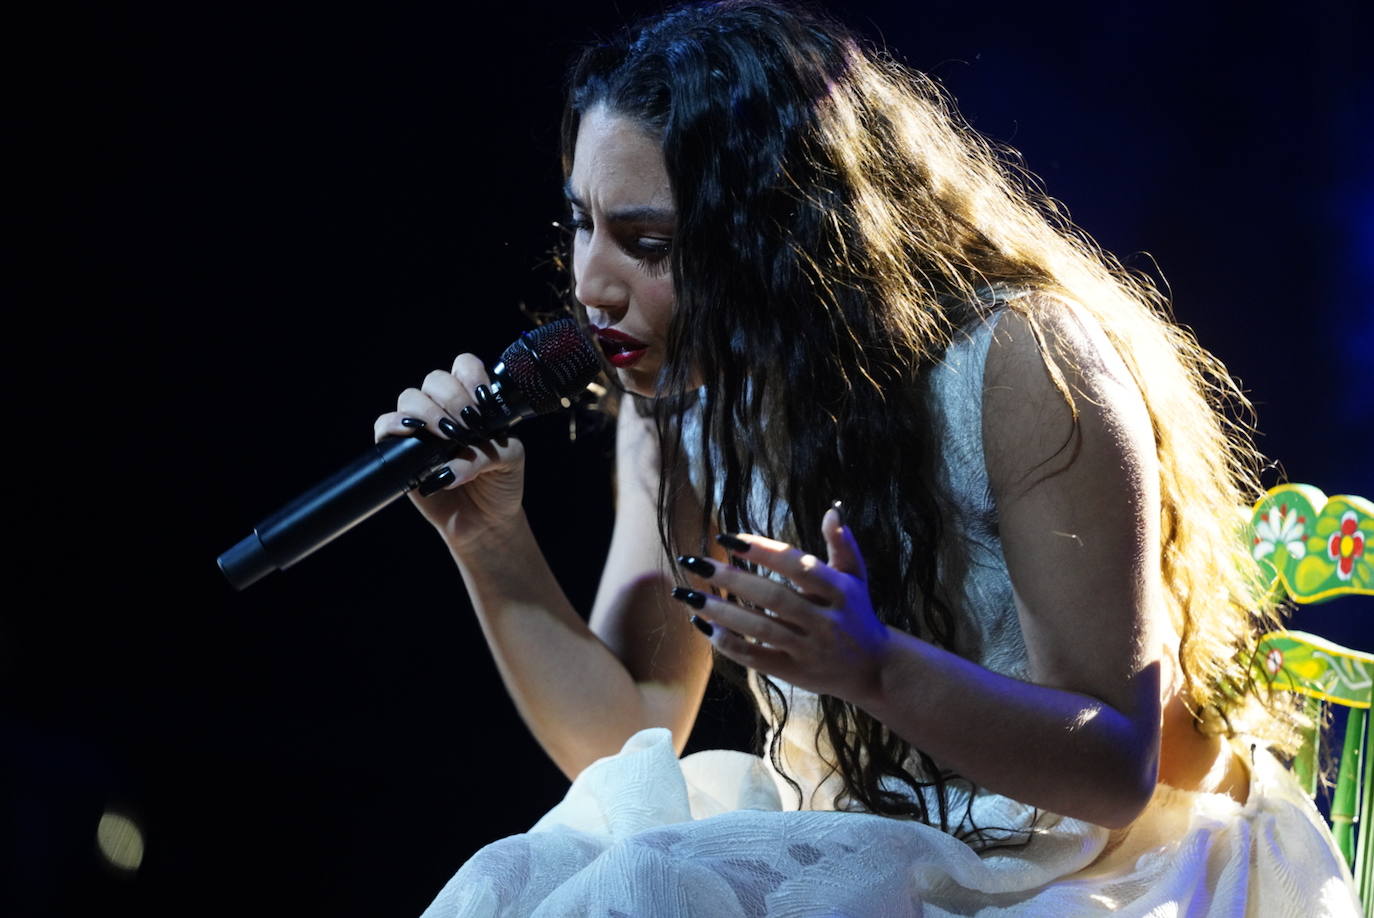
[1244,483,1372,913]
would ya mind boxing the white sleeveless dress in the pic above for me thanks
[421,313,1361,917]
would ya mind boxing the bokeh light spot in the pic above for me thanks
[96,810,145,872]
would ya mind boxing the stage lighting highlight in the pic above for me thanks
[96,810,145,872]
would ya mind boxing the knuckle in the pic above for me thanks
[723,635,754,656]
[451,353,489,384]
[761,581,792,609]
[422,369,454,392]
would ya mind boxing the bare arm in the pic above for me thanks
[447,403,713,780]
[378,362,713,781]
[584,402,717,750]
[862,304,1165,826]
[684,303,1165,828]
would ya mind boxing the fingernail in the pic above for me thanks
[830,500,845,523]
[715,533,750,554]
[676,555,715,577]
[401,417,426,429]
[474,385,507,426]
[418,466,456,496]
[460,405,486,431]
[438,417,464,440]
[671,587,707,610]
[690,615,714,637]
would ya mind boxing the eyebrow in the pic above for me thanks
[563,181,676,225]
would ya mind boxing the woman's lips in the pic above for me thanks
[607,349,647,368]
[595,328,649,368]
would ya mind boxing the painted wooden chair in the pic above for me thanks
[1243,483,1373,913]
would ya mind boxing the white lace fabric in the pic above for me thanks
[421,312,1361,917]
[424,725,1357,917]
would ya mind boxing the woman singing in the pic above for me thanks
[374,2,1360,914]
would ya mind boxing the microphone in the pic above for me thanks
[216,318,601,590]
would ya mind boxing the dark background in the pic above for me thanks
[8,1,1371,915]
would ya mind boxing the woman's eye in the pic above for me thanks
[564,212,670,270]
[634,238,672,277]
[636,237,671,257]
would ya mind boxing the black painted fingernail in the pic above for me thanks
[671,587,707,610]
[690,615,714,637]
[460,405,486,431]
[474,384,492,407]
[401,417,426,429]
[830,500,845,523]
[418,466,456,496]
[438,417,464,440]
[715,533,750,554]
[676,555,715,577]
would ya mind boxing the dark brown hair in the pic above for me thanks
[561,0,1300,843]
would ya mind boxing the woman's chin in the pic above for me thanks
[615,362,660,398]
[615,361,704,399]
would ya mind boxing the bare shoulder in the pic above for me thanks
[982,294,1154,498]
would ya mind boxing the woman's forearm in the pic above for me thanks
[448,511,656,781]
[857,629,1160,828]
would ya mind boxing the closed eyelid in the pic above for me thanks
[565,211,671,246]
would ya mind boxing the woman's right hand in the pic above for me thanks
[373,353,526,554]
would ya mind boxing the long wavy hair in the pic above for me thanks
[559,0,1300,842]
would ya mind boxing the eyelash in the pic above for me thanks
[566,214,672,275]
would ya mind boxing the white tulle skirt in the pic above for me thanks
[420,727,1360,917]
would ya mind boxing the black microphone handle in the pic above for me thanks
[217,317,601,590]
[217,428,481,591]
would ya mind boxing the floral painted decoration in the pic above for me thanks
[1247,484,1373,604]
[1251,630,1373,709]
[1328,512,1367,582]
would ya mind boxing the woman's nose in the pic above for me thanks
[572,231,630,319]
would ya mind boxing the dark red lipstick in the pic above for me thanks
[594,327,650,368]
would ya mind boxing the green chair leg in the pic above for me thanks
[1352,708,1370,915]
[1332,707,1363,869]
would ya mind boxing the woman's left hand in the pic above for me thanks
[673,504,891,708]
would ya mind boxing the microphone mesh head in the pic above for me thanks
[499,318,601,415]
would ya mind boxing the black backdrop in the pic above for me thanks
[8,1,1371,915]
